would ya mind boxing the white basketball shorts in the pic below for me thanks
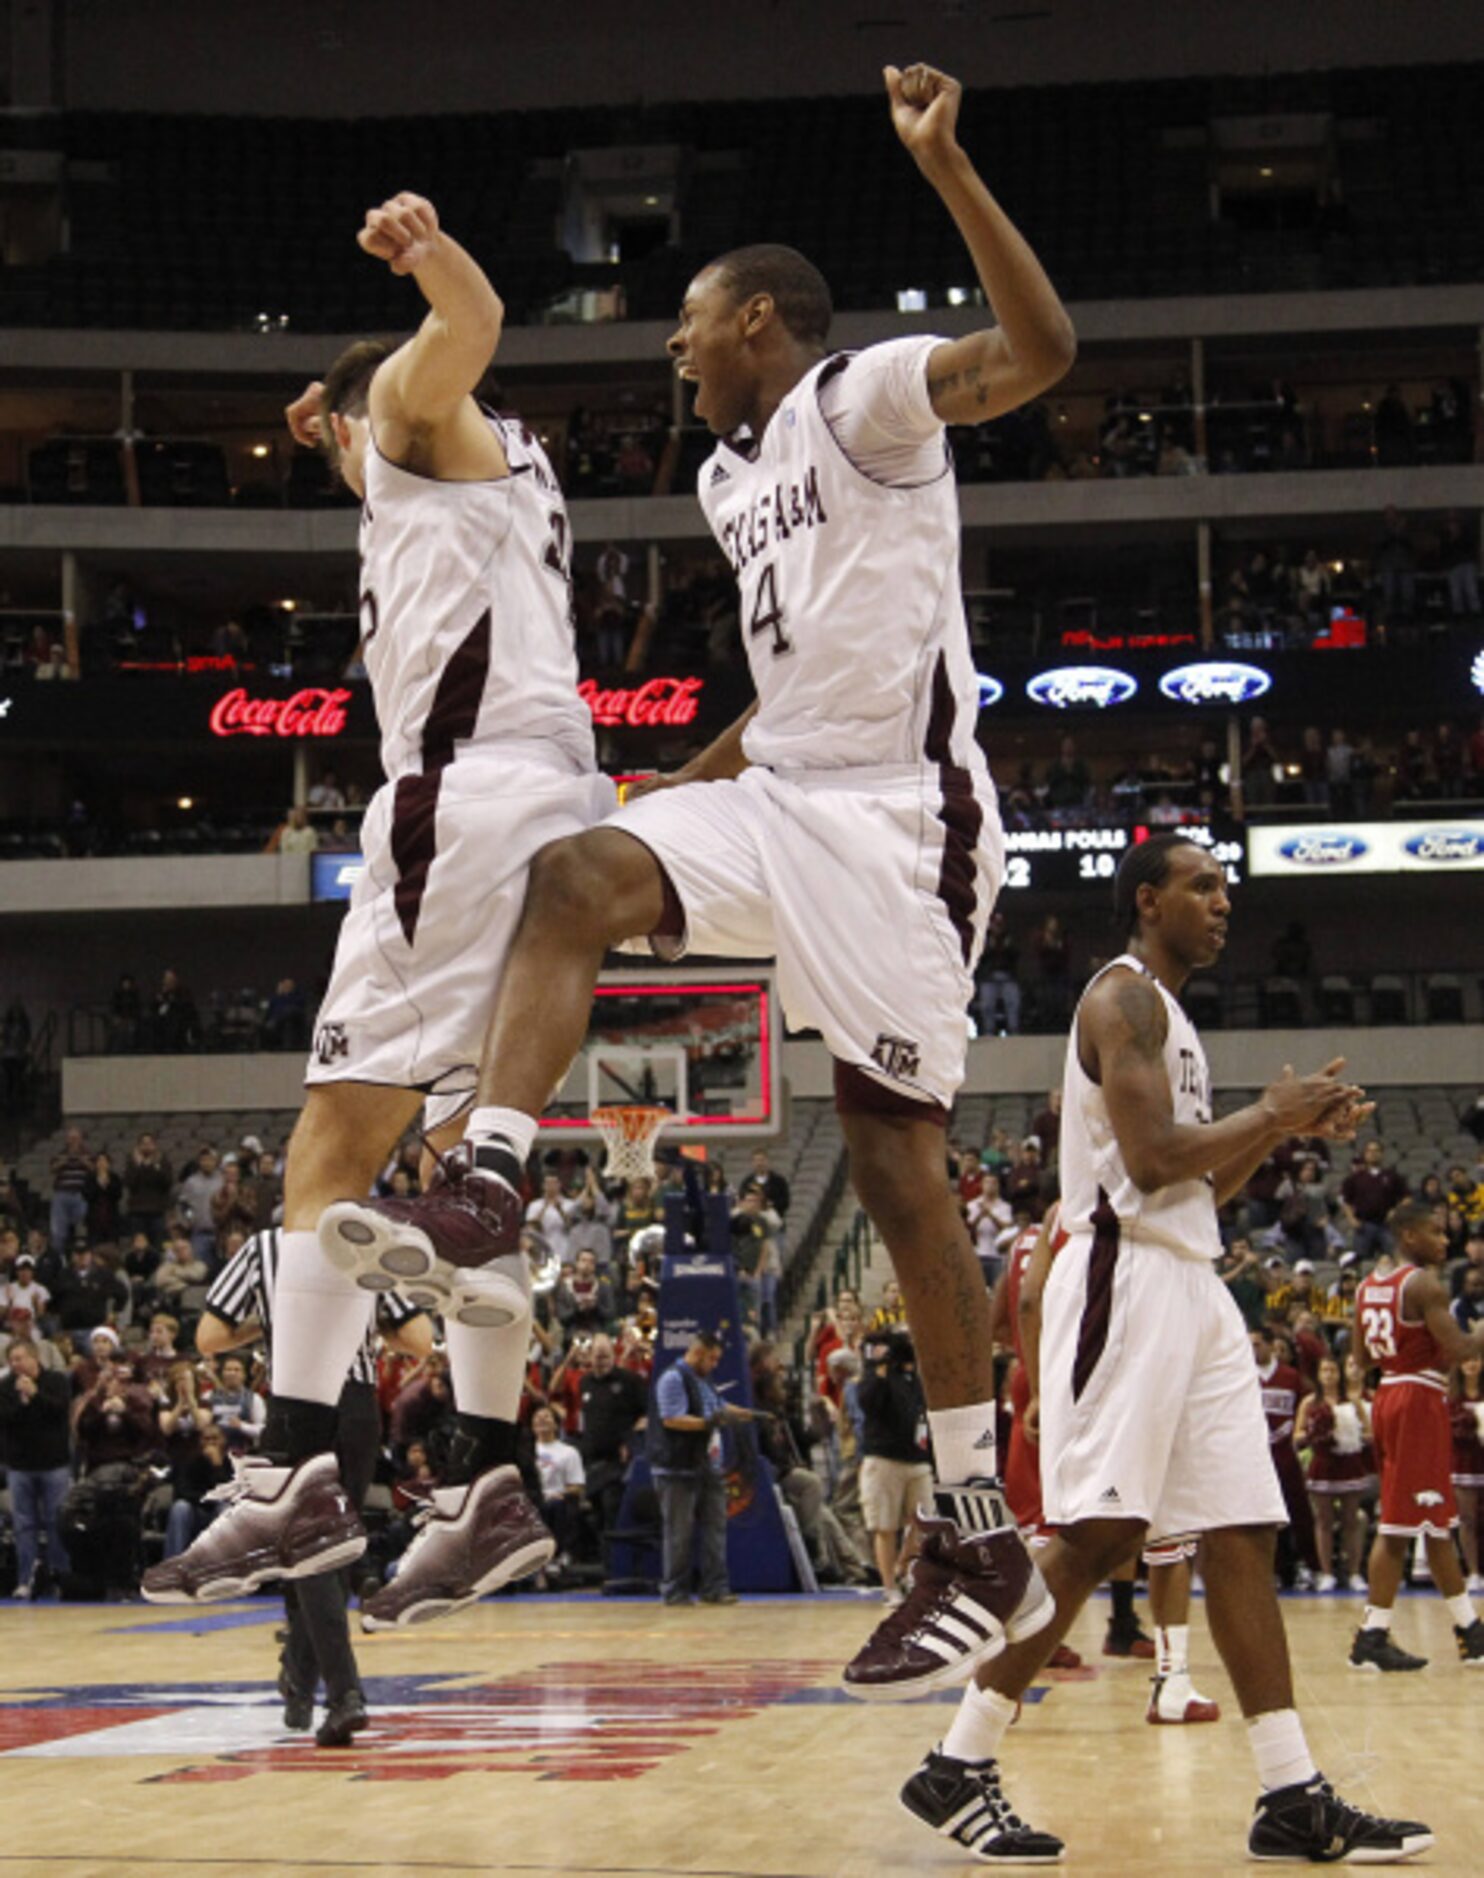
[1039,1227,1285,1536]
[609,759,1004,1111]
[306,754,616,1123]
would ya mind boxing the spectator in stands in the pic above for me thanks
[203,1353,265,1452]
[1341,1139,1408,1261]
[122,1132,173,1246]
[0,1336,73,1596]
[80,1151,121,1246]
[1294,549,1332,634]
[51,1244,126,1335]
[738,1149,790,1227]
[979,910,1021,1035]
[857,1324,932,1602]
[577,1331,647,1542]
[1373,389,1414,468]
[1030,1088,1062,1165]
[1220,1237,1271,1329]
[151,1231,208,1315]
[1440,512,1481,618]
[150,970,199,1053]
[531,1405,585,1578]
[209,1161,257,1265]
[175,1147,223,1267]
[566,1171,615,1271]
[1454,1263,1484,1335]
[869,1278,908,1331]
[162,1422,233,1560]
[527,1172,578,1265]
[156,1354,212,1446]
[1,1253,49,1326]
[729,1187,775,1330]
[271,804,319,855]
[1043,735,1092,813]
[554,1249,616,1341]
[966,1175,1012,1286]
[49,1126,91,1254]
[75,1351,155,1470]
[262,978,309,1052]
[1030,919,1072,1031]
[389,1349,455,1462]
[306,769,345,812]
[1451,1231,1484,1300]
[1004,1138,1050,1221]
[613,1176,659,1264]
[108,974,142,1052]
[1240,715,1281,807]
[1279,1156,1333,1264]
[1432,721,1467,799]
[1325,727,1356,817]
[749,1340,868,1586]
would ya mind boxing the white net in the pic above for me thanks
[592,1105,670,1183]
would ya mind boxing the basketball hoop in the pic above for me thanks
[592,1105,670,1184]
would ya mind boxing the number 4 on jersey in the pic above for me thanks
[748,561,792,656]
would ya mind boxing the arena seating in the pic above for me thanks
[1,63,1481,332]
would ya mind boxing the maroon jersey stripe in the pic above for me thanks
[924,652,983,965]
[1071,1192,1121,1403]
[389,607,494,946]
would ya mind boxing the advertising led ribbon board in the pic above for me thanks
[1248,822,1484,878]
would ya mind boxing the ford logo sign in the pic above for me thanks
[1159,661,1271,706]
[1472,650,1484,698]
[1277,833,1369,867]
[977,673,1004,708]
[1402,828,1484,863]
[1025,665,1138,710]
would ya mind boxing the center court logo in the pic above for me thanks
[1276,833,1369,867]
[1026,665,1138,709]
[1402,829,1484,863]
[1158,661,1272,706]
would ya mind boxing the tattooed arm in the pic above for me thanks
[1080,966,1359,1196]
[884,63,1075,426]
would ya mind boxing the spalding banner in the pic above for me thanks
[1250,820,1484,877]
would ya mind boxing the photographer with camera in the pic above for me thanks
[857,1324,933,1604]
[651,1329,754,1606]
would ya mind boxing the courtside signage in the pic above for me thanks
[1250,821,1484,877]
[310,853,365,900]
[1026,665,1137,709]
[1159,661,1272,706]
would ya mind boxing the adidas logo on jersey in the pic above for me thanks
[1099,1486,1122,1505]
[709,462,731,486]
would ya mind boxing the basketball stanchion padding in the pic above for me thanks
[592,1105,670,1182]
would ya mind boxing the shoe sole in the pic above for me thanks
[1249,1831,1434,1863]
[359,1535,555,1631]
[140,1535,367,1605]
[319,1203,522,1329]
[898,1791,1065,1864]
[1347,1659,1427,1674]
[316,1708,370,1748]
[1147,1706,1222,1724]
[841,1578,1057,1703]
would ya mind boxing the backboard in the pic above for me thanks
[539,967,781,1143]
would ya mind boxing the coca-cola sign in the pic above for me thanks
[209,687,353,738]
[578,675,703,729]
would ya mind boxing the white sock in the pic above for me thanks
[1156,1623,1188,1678]
[1362,1604,1392,1632]
[466,1106,537,1163]
[1247,1709,1318,1792]
[270,1229,374,1407]
[1445,1592,1477,1629]
[929,1403,998,1484]
[443,1253,532,1420]
[942,1682,1017,1764]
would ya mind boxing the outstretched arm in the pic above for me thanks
[885,63,1076,426]
[362,193,504,434]
[626,702,759,799]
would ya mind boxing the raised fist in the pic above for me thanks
[884,62,963,166]
[357,192,441,276]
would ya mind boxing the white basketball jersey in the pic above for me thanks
[696,347,982,775]
[359,413,595,783]
[1059,953,1222,1261]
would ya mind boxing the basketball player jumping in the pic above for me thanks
[316,61,1073,1670]
[1349,1199,1484,1671]
[145,192,614,1624]
[897,834,1432,1864]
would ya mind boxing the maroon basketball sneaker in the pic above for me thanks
[319,1142,527,1328]
[842,1512,1054,1700]
[360,1465,555,1630]
[142,1453,366,1603]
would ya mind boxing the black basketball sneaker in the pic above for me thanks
[900,1748,1064,1865]
[1348,1627,1427,1673]
[1248,1776,1432,1863]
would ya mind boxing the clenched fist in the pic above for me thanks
[884,62,963,170]
[357,192,441,276]
[284,379,326,449]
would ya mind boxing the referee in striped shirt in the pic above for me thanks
[201,1227,432,1745]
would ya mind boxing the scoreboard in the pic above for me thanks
[1000,822,1245,893]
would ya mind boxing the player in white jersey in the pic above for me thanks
[321,64,1075,1668]
[146,192,611,1626]
[899,833,1432,1865]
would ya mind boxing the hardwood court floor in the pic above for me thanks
[0,1587,1475,1877]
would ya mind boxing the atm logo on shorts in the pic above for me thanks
[871,1033,921,1081]
[313,1021,350,1066]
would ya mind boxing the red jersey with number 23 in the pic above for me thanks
[1357,1263,1456,1536]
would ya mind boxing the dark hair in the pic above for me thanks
[1112,832,1203,938]
[711,244,832,346]
[319,337,394,478]
[1389,1198,1437,1237]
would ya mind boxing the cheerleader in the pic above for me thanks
[1449,1353,1484,1593]
[1296,1351,1375,1591]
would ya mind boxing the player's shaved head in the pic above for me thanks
[711,243,833,347]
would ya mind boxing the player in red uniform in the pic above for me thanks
[1350,1200,1484,1670]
